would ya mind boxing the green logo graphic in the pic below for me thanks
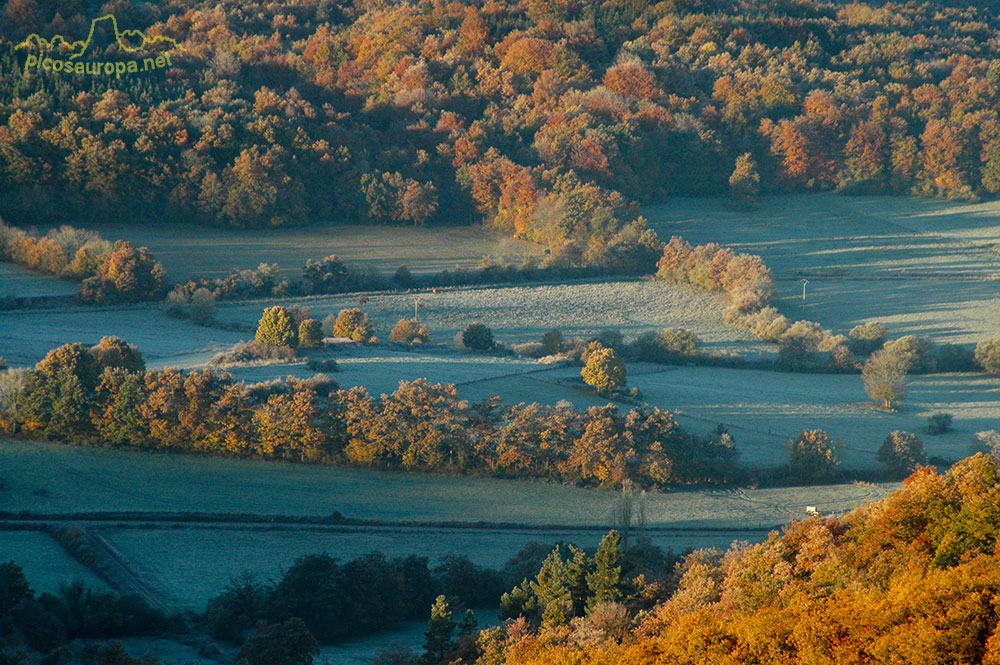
[15,14,186,79]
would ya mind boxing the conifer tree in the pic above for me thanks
[530,546,572,626]
[566,544,592,618]
[586,531,623,613]
[729,153,761,209]
[423,595,456,665]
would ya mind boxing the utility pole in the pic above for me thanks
[801,278,808,302]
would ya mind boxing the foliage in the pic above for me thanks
[390,319,431,344]
[656,236,774,313]
[863,348,908,408]
[849,321,888,356]
[877,431,928,479]
[236,619,318,665]
[256,307,297,348]
[297,319,323,349]
[480,455,1000,665]
[786,429,840,484]
[974,338,1000,374]
[927,413,954,435]
[6,342,736,488]
[332,308,375,343]
[581,345,626,393]
[729,153,760,210]
[461,323,494,350]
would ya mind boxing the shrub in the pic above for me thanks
[90,336,145,373]
[512,342,546,358]
[237,618,319,665]
[974,430,1000,458]
[211,340,295,365]
[863,348,908,408]
[582,345,626,393]
[393,265,416,290]
[462,323,495,350]
[190,287,215,325]
[256,306,297,347]
[541,329,564,355]
[786,429,840,484]
[974,338,1000,374]
[848,322,888,356]
[306,359,339,372]
[390,319,430,343]
[936,344,976,372]
[883,335,935,373]
[927,413,953,435]
[333,308,375,342]
[877,431,927,479]
[591,330,624,352]
[298,319,323,348]
[657,328,701,358]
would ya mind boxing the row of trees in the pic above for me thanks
[0,339,738,488]
[10,0,999,259]
[456,454,1000,665]
[0,220,166,303]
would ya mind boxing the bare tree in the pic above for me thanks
[863,348,908,409]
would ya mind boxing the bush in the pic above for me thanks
[333,308,375,342]
[256,306,297,347]
[237,619,319,665]
[512,342,546,358]
[974,338,1000,374]
[462,323,494,350]
[306,358,339,372]
[634,329,701,363]
[848,322,888,356]
[973,430,1000,458]
[927,413,953,435]
[190,287,216,325]
[541,329,564,355]
[390,319,430,343]
[298,319,323,348]
[786,429,840,484]
[210,340,295,365]
[883,335,935,373]
[392,265,416,290]
[936,344,977,372]
[877,431,927,479]
[581,345,626,393]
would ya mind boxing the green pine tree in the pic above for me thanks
[586,530,623,613]
[566,544,592,618]
[530,546,572,627]
[457,609,478,637]
[423,595,456,665]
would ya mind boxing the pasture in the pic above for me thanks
[466,364,995,470]
[0,262,76,299]
[102,524,766,610]
[644,194,1000,344]
[73,222,542,282]
[0,438,890,528]
[0,530,106,593]
[214,279,763,354]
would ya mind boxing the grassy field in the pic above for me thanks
[71,222,542,282]
[214,279,763,354]
[0,438,891,528]
[467,363,995,469]
[644,194,1000,344]
[0,304,244,367]
[103,524,762,610]
[0,262,77,299]
[0,530,106,593]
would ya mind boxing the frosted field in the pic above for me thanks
[0,439,891,528]
[645,194,1000,343]
[103,524,764,610]
[0,530,106,593]
[71,222,542,282]
[0,305,244,367]
[215,280,763,355]
[473,364,999,470]
[0,262,77,299]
